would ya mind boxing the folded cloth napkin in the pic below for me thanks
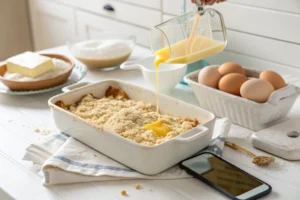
[23,118,231,185]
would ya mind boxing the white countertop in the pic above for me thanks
[0,45,299,200]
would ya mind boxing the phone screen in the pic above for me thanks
[181,153,263,196]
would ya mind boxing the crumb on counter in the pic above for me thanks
[34,128,40,133]
[134,184,141,189]
[121,190,127,196]
[41,129,51,135]
[93,154,97,157]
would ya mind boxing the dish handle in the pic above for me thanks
[267,84,298,105]
[62,82,90,93]
[174,126,209,143]
[120,61,143,71]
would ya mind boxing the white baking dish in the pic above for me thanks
[48,80,216,175]
[184,66,299,131]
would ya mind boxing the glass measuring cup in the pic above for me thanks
[149,3,227,65]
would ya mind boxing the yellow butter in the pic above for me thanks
[144,120,171,137]
[6,52,54,78]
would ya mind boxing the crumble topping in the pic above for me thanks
[56,86,198,146]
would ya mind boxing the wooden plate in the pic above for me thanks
[0,54,74,91]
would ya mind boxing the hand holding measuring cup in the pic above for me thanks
[192,0,226,5]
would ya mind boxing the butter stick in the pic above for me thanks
[6,51,54,78]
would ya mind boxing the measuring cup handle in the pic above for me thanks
[120,61,143,71]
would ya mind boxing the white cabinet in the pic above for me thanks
[54,0,161,29]
[76,11,150,47]
[29,0,154,49]
[121,0,161,9]
[28,0,77,50]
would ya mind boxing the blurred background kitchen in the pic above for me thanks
[1,0,300,81]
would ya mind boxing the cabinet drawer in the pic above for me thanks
[55,0,161,28]
[76,11,150,47]
[120,0,161,9]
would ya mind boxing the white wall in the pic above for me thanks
[0,0,32,60]
[209,1,300,78]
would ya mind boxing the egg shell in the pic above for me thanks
[198,66,222,88]
[218,62,246,76]
[240,79,274,103]
[218,73,248,96]
[259,70,286,90]
[248,77,258,80]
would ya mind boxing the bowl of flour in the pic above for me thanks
[68,33,135,69]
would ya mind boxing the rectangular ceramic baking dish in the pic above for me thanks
[184,66,299,131]
[48,80,216,175]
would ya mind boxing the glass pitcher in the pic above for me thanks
[149,2,227,65]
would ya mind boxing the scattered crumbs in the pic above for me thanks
[41,129,51,135]
[34,128,40,133]
[34,128,52,135]
[134,184,141,189]
[121,190,127,196]
[94,154,97,157]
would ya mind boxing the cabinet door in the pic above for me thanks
[54,0,161,29]
[76,11,150,47]
[28,0,77,50]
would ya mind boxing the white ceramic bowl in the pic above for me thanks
[184,66,300,131]
[67,31,135,69]
[120,56,187,94]
[49,80,216,175]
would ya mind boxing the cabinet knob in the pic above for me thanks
[103,4,115,12]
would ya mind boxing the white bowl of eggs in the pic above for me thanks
[184,62,300,131]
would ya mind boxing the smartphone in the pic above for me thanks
[179,152,271,200]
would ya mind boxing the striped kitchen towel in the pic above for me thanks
[23,118,231,185]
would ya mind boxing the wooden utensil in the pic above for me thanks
[225,141,275,165]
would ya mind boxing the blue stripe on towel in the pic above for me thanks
[53,156,135,172]
[53,133,69,142]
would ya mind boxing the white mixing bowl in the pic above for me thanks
[120,56,187,94]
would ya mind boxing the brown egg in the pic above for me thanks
[218,62,246,76]
[218,73,248,95]
[198,66,222,88]
[240,79,274,103]
[259,70,286,90]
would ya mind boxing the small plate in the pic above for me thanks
[0,63,87,95]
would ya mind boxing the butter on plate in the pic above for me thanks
[6,52,54,78]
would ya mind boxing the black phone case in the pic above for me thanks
[179,152,272,200]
